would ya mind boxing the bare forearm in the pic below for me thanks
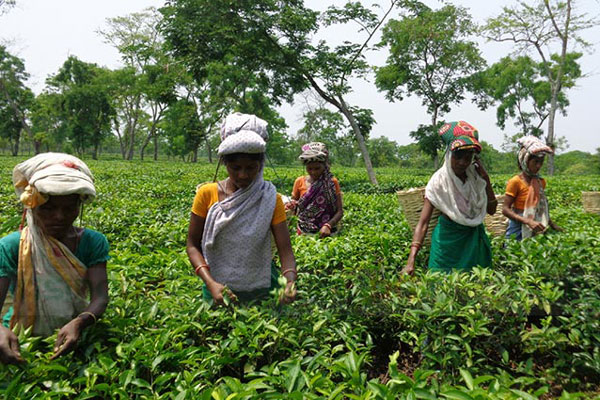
[328,209,343,227]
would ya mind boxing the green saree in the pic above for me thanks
[428,215,492,273]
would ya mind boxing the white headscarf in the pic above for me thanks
[425,151,488,227]
[13,152,96,209]
[218,112,269,156]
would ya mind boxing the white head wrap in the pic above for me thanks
[218,112,269,156]
[425,151,488,227]
[516,135,553,177]
[13,152,96,209]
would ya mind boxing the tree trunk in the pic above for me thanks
[338,98,378,185]
[432,110,439,169]
[205,135,212,163]
[11,139,18,156]
[92,143,99,160]
[546,86,558,175]
[153,132,158,161]
[192,145,199,163]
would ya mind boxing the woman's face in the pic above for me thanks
[225,157,261,189]
[305,161,326,181]
[527,156,544,174]
[451,149,475,177]
[33,194,80,238]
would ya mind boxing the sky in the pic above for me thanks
[1,0,599,153]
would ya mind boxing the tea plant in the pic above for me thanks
[0,156,599,398]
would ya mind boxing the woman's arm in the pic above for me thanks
[502,195,546,233]
[51,262,109,359]
[473,160,497,215]
[320,194,344,237]
[401,198,435,275]
[186,213,232,304]
[0,277,23,364]
[272,221,297,304]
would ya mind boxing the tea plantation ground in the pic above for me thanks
[1,157,599,399]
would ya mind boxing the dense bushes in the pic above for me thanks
[0,158,599,398]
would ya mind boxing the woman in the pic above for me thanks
[503,135,562,240]
[402,121,497,275]
[186,112,297,305]
[288,142,343,237]
[0,153,109,364]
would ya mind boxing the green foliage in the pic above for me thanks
[45,56,114,159]
[376,3,484,112]
[367,136,399,167]
[471,54,581,148]
[0,158,598,398]
[0,45,34,156]
[376,3,484,167]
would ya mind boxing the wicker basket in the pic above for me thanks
[397,187,440,246]
[398,188,508,243]
[484,195,509,237]
[1,293,12,317]
[582,191,600,215]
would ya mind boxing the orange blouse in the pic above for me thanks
[191,183,286,226]
[505,175,547,210]
[292,176,341,199]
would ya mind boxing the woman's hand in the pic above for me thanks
[319,224,332,238]
[284,200,298,212]
[208,281,237,306]
[550,221,564,232]
[401,260,415,276]
[473,159,489,180]
[51,318,83,359]
[526,218,546,234]
[0,325,24,365]
[280,281,296,304]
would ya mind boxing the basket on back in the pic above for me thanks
[582,192,600,215]
[484,194,508,237]
[397,188,508,245]
[397,187,440,246]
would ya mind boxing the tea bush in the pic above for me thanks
[0,157,599,399]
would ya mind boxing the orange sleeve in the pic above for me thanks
[505,176,521,199]
[272,193,286,226]
[541,178,547,189]
[332,177,341,195]
[191,183,219,218]
[292,177,303,199]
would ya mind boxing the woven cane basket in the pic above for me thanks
[397,187,440,246]
[398,188,508,243]
[484,195,508,237]
[582,192,600,215]
[1,293,12,317]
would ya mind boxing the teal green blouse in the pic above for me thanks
[0,229,109,326]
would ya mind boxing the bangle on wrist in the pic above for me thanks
[281,268,297,280]
[195,264,210,276]
[77,311,97,324]
[323,223,332,230]
[410,241,422,251]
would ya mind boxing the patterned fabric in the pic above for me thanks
[515,136,553,239]
[12,226,88,336]
[425,151,488,227]
[9,153,97,336]
[299,142,329,163]
[296,166,338,234]
[517,135,553,177]
[218,113,269,156]
[439,121,482,152]
[201,172,277,292]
